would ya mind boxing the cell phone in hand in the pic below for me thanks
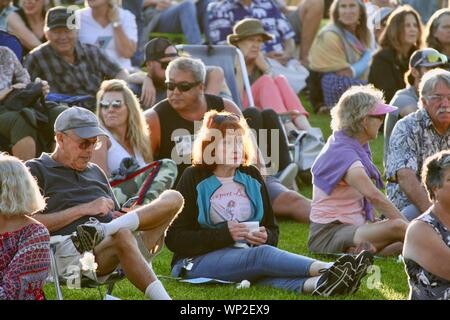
[123,196,139,209]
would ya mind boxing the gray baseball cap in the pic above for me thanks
[54,107,106,138]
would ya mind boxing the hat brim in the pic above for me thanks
[368,102,398,116]
[73,127,107,139]
[46,22,72,30]
[227,33,274,46]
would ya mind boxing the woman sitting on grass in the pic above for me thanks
[0,153,50,300]
[165,110,373,297]
[403,150,450,300]
[309,85,408,256]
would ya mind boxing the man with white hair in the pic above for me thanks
[26,107,184,300]
[386,68,450,221]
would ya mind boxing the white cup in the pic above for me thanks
[234,221,260,248]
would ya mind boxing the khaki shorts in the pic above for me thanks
[308,221,359,254]
[53,232,157,284]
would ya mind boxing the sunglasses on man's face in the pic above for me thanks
[99,99,123,110]
[165,81,201,92]
[63,132,102,150]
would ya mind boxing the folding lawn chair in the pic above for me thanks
[0,30,23,62]
[49,236,125,300]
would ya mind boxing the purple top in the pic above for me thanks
[312,131,384,221]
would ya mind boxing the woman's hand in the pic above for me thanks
[227,220,250,242]
[244,226,268,246]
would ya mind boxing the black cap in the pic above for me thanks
[45,6,74,31]
[409,48,448,69]
[144,38,178,62]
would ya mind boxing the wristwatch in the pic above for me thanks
[112,20,121,28]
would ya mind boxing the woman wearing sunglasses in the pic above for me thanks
[309,85,408,257]
[369,5,423,103]
[165,110,372,297]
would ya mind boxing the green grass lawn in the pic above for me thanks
[43,96,409,300]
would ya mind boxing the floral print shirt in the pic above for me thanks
[385,108,450,210]
[404,210,450,300]
[0,46,30,92]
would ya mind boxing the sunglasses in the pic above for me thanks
[212,114,241,124]
[99,99,123,110]
[63,132,102,150]
[413,51,448,68]
[368,114,385,121]
[165,81,201,92]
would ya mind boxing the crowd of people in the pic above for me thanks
[1,0,450,301]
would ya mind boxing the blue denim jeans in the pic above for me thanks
[155,1,202,44]
[171,245,317,293]
[123,0,145,66]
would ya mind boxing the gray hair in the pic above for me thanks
[165,57,206,84]
[422,150,450,201]
[0,153,46,216]
[419,68,450,106]
[331,85,384,137]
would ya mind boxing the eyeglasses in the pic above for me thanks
[427,94,450,103]
[368,114,385,121]
[212,114,241,124]
[165,81,201,92]
[413,51,448,68]
[157,60,171,69]
[63,132,102,150]
[99,99,123,110]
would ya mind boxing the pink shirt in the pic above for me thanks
[310,161,366,226]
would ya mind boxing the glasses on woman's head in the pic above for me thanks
[165,81,201,92]
[63,132,102,150]
[99,99,123,110]
[212,114,241,124]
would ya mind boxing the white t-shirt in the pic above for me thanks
[210,176,253,225]
[104,128,146,173]
[76,7,137,71]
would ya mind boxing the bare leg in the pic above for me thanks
[12,136,36,160]
[353,219,407,256]
[205,66,230,97]
[378,242,403,256]
[298,0,324,66]
[272,190,311,224]
[94,229,157,292]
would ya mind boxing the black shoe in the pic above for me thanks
[349,250,374,294]
[312,255,355,297]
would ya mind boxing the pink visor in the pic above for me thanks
[367,102,398,116]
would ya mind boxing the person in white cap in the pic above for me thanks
[25,107,184,300]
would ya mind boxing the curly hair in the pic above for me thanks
[0,153,46,216]
[331,85,385,136]
[96,79,153,163]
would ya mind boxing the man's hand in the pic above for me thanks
[34,77,50,97]
[141,75,156,107]
[244,226,268,246]
[227,220,250,242]
[80,197,115,217]
[156,0,172,11]
[266,51,290,66]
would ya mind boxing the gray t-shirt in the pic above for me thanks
[383,86,419,167]
[26,153,117,236]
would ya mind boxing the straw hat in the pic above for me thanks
[227,18,274,46]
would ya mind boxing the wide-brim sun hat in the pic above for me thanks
[227,18,274,46]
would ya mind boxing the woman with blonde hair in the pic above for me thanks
[424,8,450,59]
[76,0,137,71]
[309,85,408,256]
[369,5,423,102]
[0,153,50,300]
[7,0,48,55]
[166,110,371,297]
[309,0,372,111]
[92,79,152,176]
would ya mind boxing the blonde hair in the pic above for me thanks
[85,0,122,6]
[192,110,256,171]
[331,85,385,136]
[0,153,46,216]
[96,79,153,163]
